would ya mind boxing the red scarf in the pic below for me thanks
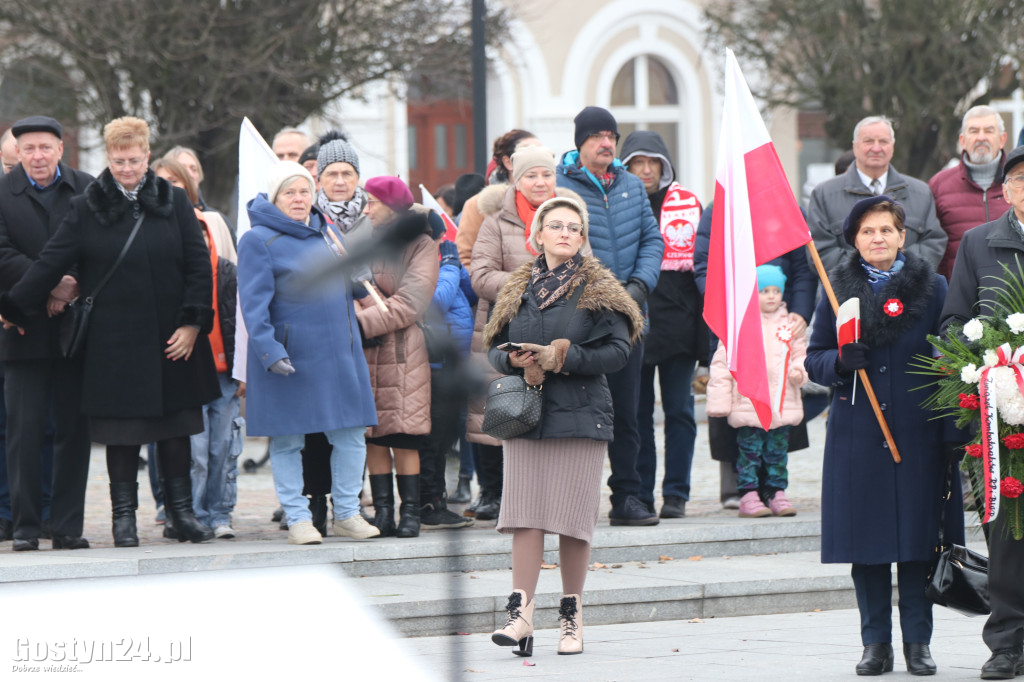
[515,190,547,256]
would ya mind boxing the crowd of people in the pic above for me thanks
[1,102,1024,677]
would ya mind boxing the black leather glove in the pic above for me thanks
[625,278,648,306]
[836,341,870,373]
[439,240,461,268]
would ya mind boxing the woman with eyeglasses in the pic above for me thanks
[0,116,221,546]
[464,145,584,523]
[483,196,643,657]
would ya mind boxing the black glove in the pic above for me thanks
[836,342,870,373]
[439,240,461,268]
[625,278,648,306]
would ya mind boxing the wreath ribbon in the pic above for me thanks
[979,343,1024,523]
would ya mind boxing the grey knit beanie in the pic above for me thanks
[317,137,360,176]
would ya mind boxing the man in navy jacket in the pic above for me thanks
[557,106,663,525]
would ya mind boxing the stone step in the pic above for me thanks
[0,514,824,583]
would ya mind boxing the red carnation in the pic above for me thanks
[959,393,981,410]
[965,444,983,458]
[1003,433,1024,450]
[1001,476,1024,499]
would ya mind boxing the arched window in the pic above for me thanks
[610,55,681,169]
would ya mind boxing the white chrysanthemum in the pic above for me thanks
[991,367,1024,426]
[1009,313,1024,334]
[964,318,985,341]
[961,363,982,384]
[984,349,1000,368]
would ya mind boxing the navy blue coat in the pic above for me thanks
[806,253,964,564]
[556,151,663,294]
[238,195,377,437]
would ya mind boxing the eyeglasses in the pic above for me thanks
[543,221,583,235]
[1007,175,1024,189]
[108,158,147,169]
[587,131,619,143]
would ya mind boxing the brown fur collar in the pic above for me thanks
[483,255,645,346]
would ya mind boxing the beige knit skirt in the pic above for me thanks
[496,437,606,543]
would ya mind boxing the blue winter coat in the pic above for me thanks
[805,253,964,564]
[237,194,377,437]
[556,151,663,294]
[426,260,475,368]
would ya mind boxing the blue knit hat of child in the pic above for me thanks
[756,264,786,295]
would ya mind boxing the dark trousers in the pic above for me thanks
[419,367,464,504]
[302,433,332,497]
[0,372,54,520]
[606,341,644,508]
[475,443,503,495]
[4,358,90,539]
[984,513,1024,652]
[637,353,697,505]
[851,561,933,645]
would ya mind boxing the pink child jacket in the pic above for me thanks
[706,302,808,429]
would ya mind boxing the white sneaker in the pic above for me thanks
[332,515,381,540]
[287,520,322,545]
[722,496,741,510]
[214,525,235,539]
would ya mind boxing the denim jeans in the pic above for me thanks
[637,353,697,505]
[190,373,243,527]
[269,425,367,525]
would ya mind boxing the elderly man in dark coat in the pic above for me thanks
[942,145,1024,680]
[0,116,93,551]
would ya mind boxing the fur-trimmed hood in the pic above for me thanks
[86,168,175,226]
[830,251,936,348]
[483,255,645,346]
[476,183,586,219]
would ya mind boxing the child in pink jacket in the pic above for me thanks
[707,264,807,518]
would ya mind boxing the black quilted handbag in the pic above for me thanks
[481,375,543,440]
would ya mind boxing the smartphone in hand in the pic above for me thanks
[497,342,524,352]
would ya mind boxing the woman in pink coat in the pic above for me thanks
[707,264,807,517]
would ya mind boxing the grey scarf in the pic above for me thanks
[317,186,367,233]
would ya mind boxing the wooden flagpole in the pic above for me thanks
[806,240,901,463]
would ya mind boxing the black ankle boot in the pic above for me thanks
[450,475,472,504]
[161,477,213,543]
[110,482,139,547]
[395,474,421,538]
[903,643,936,676]
[369,473,396,537]
[309,495,328,537]
[856,643,894,675]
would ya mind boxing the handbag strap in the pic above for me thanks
[935,461,953,551]
[548,279,585,341]
[85,212,145,302]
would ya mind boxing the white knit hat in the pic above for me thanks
[266,161,315,204]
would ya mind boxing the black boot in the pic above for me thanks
[856,643,894,675]
[450,475,472,504]
[162,477,213,543]
[369,473,396,537]
[903,643,936,676]
[395,474,421,538]
[110,482,139,547]
[309,495,328,537]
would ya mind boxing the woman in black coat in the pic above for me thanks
[805,195,964,676]
[0,117,219,547]
[483,196,644,657]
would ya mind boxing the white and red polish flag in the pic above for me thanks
[419,185,459,242]
[836,298,861,404]
[704,49,812,430]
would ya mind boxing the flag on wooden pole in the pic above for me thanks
[703,49,812,430]
[419,185,458,242]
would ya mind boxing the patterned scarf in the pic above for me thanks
[317,186,367,233]
[529,252,583,309]
[116,173,147,201]
[860,251,906,293]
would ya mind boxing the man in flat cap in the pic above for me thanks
[942,146,1024,679]
[0,115,94,551]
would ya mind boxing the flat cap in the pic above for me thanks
[11,116,62,139]
[1001,145,1024,185]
